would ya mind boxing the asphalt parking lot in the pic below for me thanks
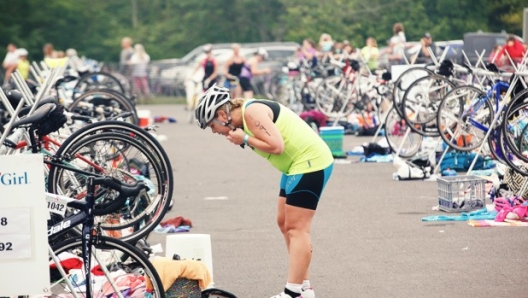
[143,104,527,298]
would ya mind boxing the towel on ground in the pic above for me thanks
[146,257,212,291]
[422,208,497,222]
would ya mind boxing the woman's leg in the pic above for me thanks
[276,165,333,296]
[284,204,315,284]
[133,77,142,99]
[141,76,151,98]
[278,197,311,280]
[277,197,289,250]
[243,90,254,99]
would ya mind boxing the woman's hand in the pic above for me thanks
[227,128,246,145]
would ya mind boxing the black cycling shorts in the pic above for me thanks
[239,77,253,92]
[279,164,333,210]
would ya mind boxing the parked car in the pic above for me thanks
[151,42,299,96]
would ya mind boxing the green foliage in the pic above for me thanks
[0,0,525,63]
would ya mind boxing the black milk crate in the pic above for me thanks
[437,175,486,212]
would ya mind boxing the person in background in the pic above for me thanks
[488,45,503,67]
[318,33,334,59]
[333,42,344,56]
[192,44,218,92]
[66,48,85,73]
[223,43,246,98]
[120,37,134,80]
[239,48,271,99]
[360,37,379,72]
[343,44,358,59]
[43,43,69,68]
[43,43,57,59]
[415,32,437,64]
[130,43,152,100]
[387,22,406,66]
[15,48,30,80]
[2,43,19,87]
[297,39,317,67]
[495,35,526,67]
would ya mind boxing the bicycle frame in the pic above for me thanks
[47,177,119,298]
[467,81,510,133]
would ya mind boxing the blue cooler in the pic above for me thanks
[319,126,345,157]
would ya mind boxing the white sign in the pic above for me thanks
[46,195,68,216]
[0,154,50,295]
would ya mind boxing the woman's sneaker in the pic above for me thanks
[270,289,315,298]
[300,288,315,298]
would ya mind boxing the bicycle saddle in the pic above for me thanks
[5,89,23,107]
[11,103,57,128]
[18,96,60,117]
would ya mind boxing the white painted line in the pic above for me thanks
[204,196,229,200]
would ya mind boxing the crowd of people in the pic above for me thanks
[1,42,87,89]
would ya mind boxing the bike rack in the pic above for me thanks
[464,50,528,175]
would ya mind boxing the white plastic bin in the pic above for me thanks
[165,233,214,285]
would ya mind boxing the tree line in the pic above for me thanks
[0,0,525,63]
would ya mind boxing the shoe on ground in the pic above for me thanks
[270,289,315,298]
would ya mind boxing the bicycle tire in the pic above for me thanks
[48,132,165,217]
[74,71,126,98]
[436,85,494,152]
[384,105,423,158]
[392,67,434,119]
[50,236,165,298]
[47,121,173,243]
[401,74,455,137]
[68,89,139,125]
[315,75,357,117]
[501,88,528,162]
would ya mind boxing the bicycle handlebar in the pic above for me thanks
[90,176,149,216]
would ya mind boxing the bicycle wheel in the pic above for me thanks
[498,95,528,175]
[502,88,528,161]
[487,126,509,164]
[436,85,494,152]
[315,75,357,117]
[384,105,423,157]
[401,74,455,137]
[68,89,138,125]
[48,132,167,241]
[74,71,126,98]
[392,67,434,118]
[47,121,173,243]
[50,236,165,298]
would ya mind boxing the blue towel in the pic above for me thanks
[359,154,393,163]
[421,208,497,221]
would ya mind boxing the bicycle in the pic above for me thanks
[47,175,165,297]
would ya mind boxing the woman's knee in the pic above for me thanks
[277,214,286,233]
[285,225,310,239]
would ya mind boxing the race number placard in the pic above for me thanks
[0,154,50,295]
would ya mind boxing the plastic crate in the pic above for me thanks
[437,175,486,212]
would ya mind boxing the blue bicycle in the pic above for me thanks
[436,79,509,152]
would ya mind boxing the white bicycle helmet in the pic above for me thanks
[195,84,231,129]
[256,48,268,60]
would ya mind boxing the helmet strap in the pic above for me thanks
[224,102,237,130]
[212,102,237,130]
